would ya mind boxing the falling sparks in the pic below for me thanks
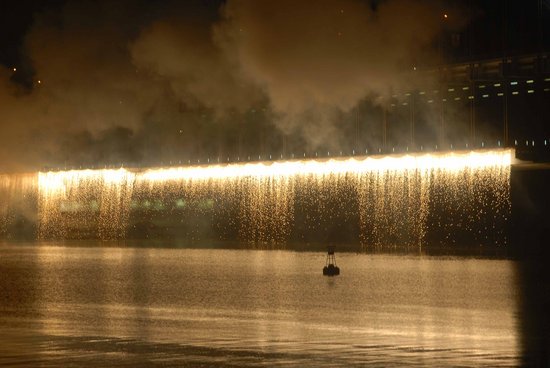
[0,149,512,247]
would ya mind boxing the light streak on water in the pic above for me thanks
[0,149,512,247]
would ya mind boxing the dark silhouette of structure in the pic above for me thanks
[323,246,340,277]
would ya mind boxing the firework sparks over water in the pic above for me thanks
[0,149,512,247]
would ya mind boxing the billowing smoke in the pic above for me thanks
[0,0,468,171]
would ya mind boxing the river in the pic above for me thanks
[0,243,521,366]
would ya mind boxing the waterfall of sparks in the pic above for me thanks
[38,169,135,240]
[31,149,512,246]
[0,173,38,238]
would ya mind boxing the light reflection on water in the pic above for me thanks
[0,243,520,366]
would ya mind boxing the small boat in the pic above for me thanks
[323,245,340,276]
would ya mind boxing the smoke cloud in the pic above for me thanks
[0,0,467,171]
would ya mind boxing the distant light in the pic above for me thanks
[479,85,486,89]
[545,77,550,82]
[482,94,489,98]
[402,102,408,106]
[427,99,433,103]
[545,88,550,92]
[12,67,16,72]
[448,88,455,92]
[454,97,461,100]
[443,13,448,19]
[510,81,518,85]
[494,83,501,87]
[497,92,504,96]
[526,80,534,84]
[527,89,534,94]
[419,91,425,95]
[413,66,417,71]
[37,80,41,84]
[468,96,474,100]
[462,86,469,90]
[512,91,519,95]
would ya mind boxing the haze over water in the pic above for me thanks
[0,244,520,367]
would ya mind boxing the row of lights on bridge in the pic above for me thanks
[389,77,550,106]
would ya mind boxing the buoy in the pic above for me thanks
[323,245,340,276]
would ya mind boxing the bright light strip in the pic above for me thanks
[142,149,514,181]
[37,150,514,187]
[38,168,135,192]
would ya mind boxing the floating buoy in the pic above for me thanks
[323,245,340,276]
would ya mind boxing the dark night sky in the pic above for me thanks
[0,0,548,171]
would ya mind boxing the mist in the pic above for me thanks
[0,0,469,171]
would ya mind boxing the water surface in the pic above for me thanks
[0,243,520,366]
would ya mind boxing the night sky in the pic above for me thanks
[0,0,548,171]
